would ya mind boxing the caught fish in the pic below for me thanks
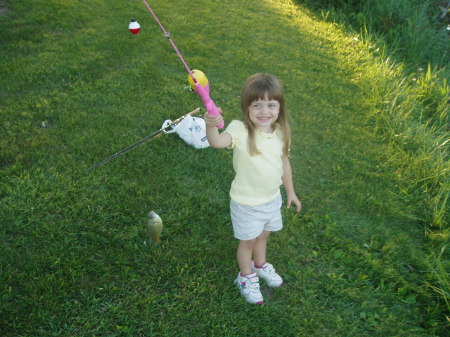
[146,211,163,244]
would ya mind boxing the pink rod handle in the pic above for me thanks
[195,83,224,129]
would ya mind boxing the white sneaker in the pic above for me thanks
[251,262,283,287]
[234,272,264,304]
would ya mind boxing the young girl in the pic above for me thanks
[204,73,301,305]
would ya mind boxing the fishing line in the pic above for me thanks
[85,108,201,173]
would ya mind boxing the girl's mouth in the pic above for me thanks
[257,117,272,122]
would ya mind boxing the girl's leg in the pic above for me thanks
[251,230,283,287]
[237,239,256,275]
[253,231,271,267]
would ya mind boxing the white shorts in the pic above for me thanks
[230,195,283,240]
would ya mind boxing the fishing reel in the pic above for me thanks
[184,69,208,92]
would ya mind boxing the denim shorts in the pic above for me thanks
[230,195,283,240]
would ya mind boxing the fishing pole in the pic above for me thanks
[85,108,201,173]
[138,0,224,128]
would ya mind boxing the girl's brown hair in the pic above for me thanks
[240,73,291,156]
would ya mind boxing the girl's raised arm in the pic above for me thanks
[204,113,232,148]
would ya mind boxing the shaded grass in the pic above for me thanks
[294,0,450,69]
[1,0,449,335]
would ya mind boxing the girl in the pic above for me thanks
[204,73,301,304]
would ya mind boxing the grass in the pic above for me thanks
[294,0,450,69]
[1,0,449,335]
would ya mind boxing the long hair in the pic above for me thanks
[240,73,291,156]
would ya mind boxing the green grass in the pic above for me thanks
[1,0,449,336]
[294,0,450,69]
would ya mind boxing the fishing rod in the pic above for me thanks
[137,0,224,128]
[85,108,201,173]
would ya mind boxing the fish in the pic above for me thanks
[146,211,163,244]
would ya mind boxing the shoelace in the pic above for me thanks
[263,263,276,274]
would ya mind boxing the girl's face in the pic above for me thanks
[248,93,280,132]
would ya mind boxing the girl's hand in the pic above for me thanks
[204,110,223,128]
[203,109,232,148]
[287,193,302,212]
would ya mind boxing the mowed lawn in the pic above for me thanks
[1,0,447,336]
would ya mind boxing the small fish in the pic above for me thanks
[146,211,162,244]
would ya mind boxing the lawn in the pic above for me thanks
[1,0,448,336]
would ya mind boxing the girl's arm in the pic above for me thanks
[282,154,302,212]
[204,113,232,148]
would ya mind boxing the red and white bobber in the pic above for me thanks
[128,18,140,35]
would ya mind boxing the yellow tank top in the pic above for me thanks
[224,120,284,206]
